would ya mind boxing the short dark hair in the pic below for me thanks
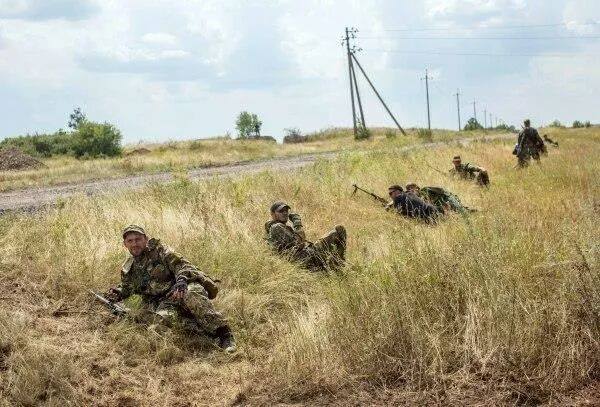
[405,183,419,190]
[453,155,461,161]
[388,185,403,192]
[524,119,531,126]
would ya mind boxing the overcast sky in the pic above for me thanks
[0,0,598,143]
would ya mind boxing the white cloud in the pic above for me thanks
[141,32,178,46]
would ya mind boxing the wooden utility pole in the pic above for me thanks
[454,89,461,131]
[421,69,432,131]
[350,62,366,128]
[472,100,477,122]
[344,27,358,138]
[490,112,493,129]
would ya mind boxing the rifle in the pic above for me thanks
[351,184,388,205]
[89,290,128,317]
[425,162,447,176]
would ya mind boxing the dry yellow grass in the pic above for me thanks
[0,127,503,192]
[0,127,598,406]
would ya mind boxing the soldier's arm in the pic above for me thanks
[157,242,208,282]
[468,163,486,174]
[288,213,306,241]
[118,274,133,299]
[268,223,298,251]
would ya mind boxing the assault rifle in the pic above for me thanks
[89,290,128,317]
[351,184,388,206]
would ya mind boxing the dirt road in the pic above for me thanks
[0,134,514,213]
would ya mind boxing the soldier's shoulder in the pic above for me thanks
[121,256,134,275]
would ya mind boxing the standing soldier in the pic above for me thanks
[265,201,346,272]
[515,119,545,167]
[449,155,490,187]
[108,225,236,353]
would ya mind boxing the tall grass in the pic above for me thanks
[0,128,507,192]
[0,128,598,405]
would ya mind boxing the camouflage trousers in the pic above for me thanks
[294,225,347,272]
[518,147,541,167]
[137,283,228,336]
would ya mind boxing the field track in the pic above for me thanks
[0,133,514,213]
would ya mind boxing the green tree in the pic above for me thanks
[68,107,87,130]
[235,111,263,139]
[70,121,122,158]
[463,117,483,131]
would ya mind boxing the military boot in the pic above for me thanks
[216,326,236,353]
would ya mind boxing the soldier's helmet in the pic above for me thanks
[270,201,290,213]
[524,119,531,127]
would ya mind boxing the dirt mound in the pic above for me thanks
[0,147,47,171]
[125,147,152,156]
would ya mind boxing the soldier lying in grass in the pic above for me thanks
[449,155,490,187]
[106,225,236,353]
[265,201,346,272]
[385,185,440,222]
[405,183,476,214]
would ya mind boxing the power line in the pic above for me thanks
[369,22,599,32]
[362,49,599,58]
[357,35,600,40]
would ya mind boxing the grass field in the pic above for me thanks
[0,127,504,192]
[0,127,598,406]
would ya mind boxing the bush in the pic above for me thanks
[494,123,517,132]
[463,118,483,131]
[70,121,122,158]
[416,128,433,142]
[584,121,592,128]
[548,120,565,128]
[572,120,584,128]
[385,129,396,139]
[355,124,371,140]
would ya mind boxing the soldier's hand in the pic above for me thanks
[169,277,188,301]
[203,278,219,300]
[296,229,306,242]
[106,287,122,302]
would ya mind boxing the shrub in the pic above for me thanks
[355,124,371,140]
[572,120,584,128]
[463,118,483,131]
[416,128,433,142]
[584,121,592,128]
[70,121,123,158]
[385,129,396,139]
[548,120,565,128]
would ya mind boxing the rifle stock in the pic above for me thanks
[89,290,128,317]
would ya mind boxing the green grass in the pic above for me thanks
[0,127,598,405]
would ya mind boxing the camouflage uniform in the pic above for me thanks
[449,163,489,186]
[119,238,228,336]
[417,186,471,214]
[516,127,545,167]
[265,213,346,272]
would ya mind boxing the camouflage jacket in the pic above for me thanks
[265,213,306,255]
[518,127,544,153]
[449,163,484,179]
[120,238,211,299]
[419,187,466,213]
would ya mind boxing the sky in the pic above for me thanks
[0,0,598,143]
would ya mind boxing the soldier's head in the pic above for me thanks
[270,201,290,223]
[405,183,420,195]
[524,119,531,128]
[452,155,461,168]
[388,185,403,200]
[122,224,148,257]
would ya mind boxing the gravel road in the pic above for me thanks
[0,134,514,213]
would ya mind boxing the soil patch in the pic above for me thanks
[125,148,151,156]
[0,147,47,171]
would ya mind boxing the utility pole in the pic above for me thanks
[490,112,493,129]
[350,58,366,129]
[421,69,432,131]
[351,53,407,135]
[344,27,358,138]
[484,108,487,128]
[454,89,461,131]
[472,100,477,122]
